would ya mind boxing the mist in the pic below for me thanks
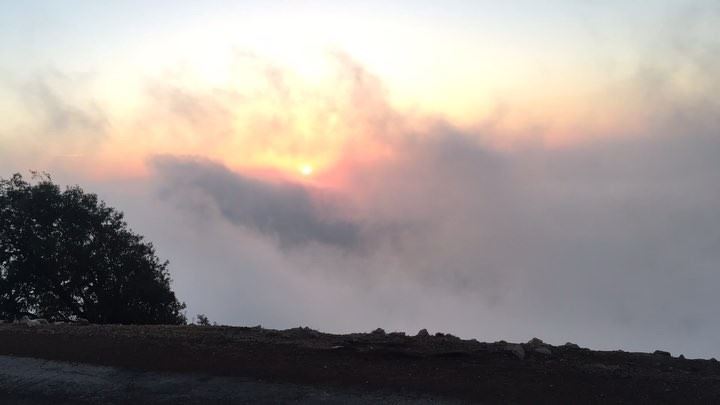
[91,96,720,359]
[1,5,719,359]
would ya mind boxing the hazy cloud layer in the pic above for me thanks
[0,71,108,174]
[129,119,720,358]
[2,20,720,358]
[127,43,720,358]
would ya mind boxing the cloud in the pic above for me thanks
[150,155,360,249]
[88,41,720,359]
[21,75,108,137]
[0,71,109,174]
[4,41,720,358]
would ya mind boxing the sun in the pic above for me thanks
[300,164,314,176]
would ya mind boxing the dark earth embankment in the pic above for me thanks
[1,323,719,404]
[0,355,461,404]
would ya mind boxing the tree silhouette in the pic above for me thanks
[0,173,186,324]
[195,313,211,326]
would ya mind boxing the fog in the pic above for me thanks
[1,8,720,358]
[94,96,720,359]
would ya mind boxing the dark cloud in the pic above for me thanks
[150,155,360,249]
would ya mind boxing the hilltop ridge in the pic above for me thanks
[1,323,718,403]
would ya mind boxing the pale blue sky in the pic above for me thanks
[1,0,710,73]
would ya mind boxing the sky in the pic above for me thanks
[1,1,720,357]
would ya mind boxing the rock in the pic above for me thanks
[678,354,686,360]
[291,326,320,337]
[535,347,552,356]
[504,344,525,360]
[75,318,90,325]
[36,318,48,325]
[389,332,406,337]
[371,328,386,336]
[527,337,544,346]
[564,342,580,349]
[434,333,445,337]
[416,329,430,338]
[654,350,671,357]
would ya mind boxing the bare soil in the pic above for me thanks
[1,323,719,404]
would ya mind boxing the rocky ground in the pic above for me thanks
[1,323,719,403]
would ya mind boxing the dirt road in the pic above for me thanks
[0,355,463,404]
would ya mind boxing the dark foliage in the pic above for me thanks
[195,313,210,326]
[0,173,186,324]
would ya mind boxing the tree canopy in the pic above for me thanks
[0,173,186,324]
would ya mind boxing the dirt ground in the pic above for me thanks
[1,323,719,404]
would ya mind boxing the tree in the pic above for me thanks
[195,313,211,326]
[0,173,186,324]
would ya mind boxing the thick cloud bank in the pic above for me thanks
[122,123,720,359]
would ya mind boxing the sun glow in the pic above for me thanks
[300,164,314,176]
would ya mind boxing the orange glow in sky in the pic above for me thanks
[1,1,715,184]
